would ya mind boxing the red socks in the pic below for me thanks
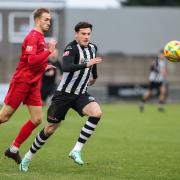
[12,120,37,148]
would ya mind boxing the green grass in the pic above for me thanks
[1,104,180,180]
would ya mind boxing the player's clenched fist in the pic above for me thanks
[86,57,102,67]
[48,39,57,53]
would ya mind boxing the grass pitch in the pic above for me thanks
[0,103,180,180]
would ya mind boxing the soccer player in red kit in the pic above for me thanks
[0,8,56,164]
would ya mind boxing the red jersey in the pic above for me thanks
[12,29,51,84]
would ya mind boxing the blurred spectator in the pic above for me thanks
[41,48,62,105]
[139,49,168,112]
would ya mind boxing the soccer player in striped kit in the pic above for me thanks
[20,22,102,172]
[139,49,168,112]
[0,8,56,164]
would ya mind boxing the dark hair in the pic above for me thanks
[33,8,50,20]
[159,49,164,54]
[74,22,93,32]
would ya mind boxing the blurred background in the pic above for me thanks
[1,0,180,104]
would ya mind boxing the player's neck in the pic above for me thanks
[75,39,88,48]
[33,27,44,35]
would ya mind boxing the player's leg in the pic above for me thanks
[158,84,166,112]
[0,104,15,124]
[5,105,42,164]
[139,83,153,112]
[0,105,23,164]
[10,83,43,151]
[20,92,70,172]
[20,122,60,172]
[4,82,29,164]
[70,94,102,165]
[13,105,43,148]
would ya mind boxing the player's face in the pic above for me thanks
[75,28,92,47]
[37,13,51,33]
[159,52,165,59]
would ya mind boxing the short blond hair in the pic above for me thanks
[33,8,50,20]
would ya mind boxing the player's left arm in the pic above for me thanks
[89,45,99,86]
[161,67,168,78]
[160,60,168,78]
[88,65,97,86]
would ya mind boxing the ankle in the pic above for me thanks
[10,145,19,153]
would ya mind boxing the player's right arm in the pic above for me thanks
[25,35,56,66]
[62,46,87,72]
[62,46,102,72]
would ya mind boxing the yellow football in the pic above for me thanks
[164,40,180,62]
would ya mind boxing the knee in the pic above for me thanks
[31,117,43,126]
[92,110,102,118]
[0,113,10,124]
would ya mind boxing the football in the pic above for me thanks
[164,40,180,62]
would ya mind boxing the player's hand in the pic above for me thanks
[46,64,56,70]
[48,39,57,53]
[86,57,102,67]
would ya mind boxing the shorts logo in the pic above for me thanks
[26,46,33,52]
[63,51,70,56]
[48,115,59,122]
[88,96,95,101]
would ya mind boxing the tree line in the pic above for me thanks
[122,0,180,6]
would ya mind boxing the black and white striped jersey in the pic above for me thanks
[57,40,98,95]
[149,57,167,82]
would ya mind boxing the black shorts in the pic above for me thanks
[149,81,163,90]
[47,91,96,123]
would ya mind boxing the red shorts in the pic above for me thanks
[4,81,42,109]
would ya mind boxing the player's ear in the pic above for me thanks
[35,17,40,25]
[75,32,78,38]
[34,18,38,24]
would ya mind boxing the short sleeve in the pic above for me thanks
[63,45,75,57]
[24,35,38,55]
[94,44,98,52]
